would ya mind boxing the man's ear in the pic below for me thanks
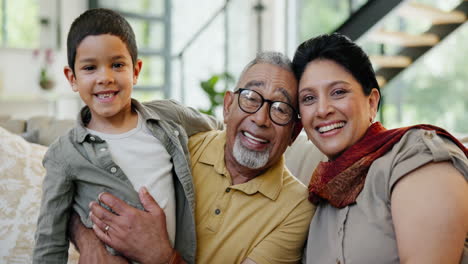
[289,120,303,146]
[133,59,143,85]
[64,66,77,92]
[223,91,235,123]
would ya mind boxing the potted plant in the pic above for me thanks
[33,48,55,90]
[198,72,234,116]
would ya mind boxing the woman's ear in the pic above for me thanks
[368,88,380,122]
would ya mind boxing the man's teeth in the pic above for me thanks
[97,93,115,99]
[243,131,268,143]
[318,122,345,133]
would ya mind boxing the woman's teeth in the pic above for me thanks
[318,122,345,133]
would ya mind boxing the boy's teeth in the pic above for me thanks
[318,122,345,133]
[97,93,114,99]
[243,131,268,143]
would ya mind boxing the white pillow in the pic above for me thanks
[0,126,79,263]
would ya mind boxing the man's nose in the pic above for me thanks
[251,103,271,127]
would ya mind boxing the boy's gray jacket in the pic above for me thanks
[33,99,222,264]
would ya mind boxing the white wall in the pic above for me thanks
[0,0,87,119]
[171,0,288,118]
[0,0,287,120]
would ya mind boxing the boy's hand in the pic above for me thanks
[89,187,175,264]
[68,211,129,264]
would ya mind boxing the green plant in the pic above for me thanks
[199,72,234,116]
[33,48,55,90]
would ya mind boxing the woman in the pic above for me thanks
[292,33,468,263]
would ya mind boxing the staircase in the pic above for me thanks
[335,0,468,88]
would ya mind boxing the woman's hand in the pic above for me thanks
[88,187,175,264]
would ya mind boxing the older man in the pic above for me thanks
[77,52,315,264]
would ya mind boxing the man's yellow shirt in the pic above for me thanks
[189,130,315,264]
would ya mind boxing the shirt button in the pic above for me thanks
[225,187,231,193]
[110,167,117,173]
[214,209,221,215]
[90,136,96,141]
[100,148,107,152]
[174,130,179,137]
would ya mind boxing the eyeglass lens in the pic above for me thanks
[238,89,293,125]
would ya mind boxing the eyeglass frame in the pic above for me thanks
[233,88,300,126]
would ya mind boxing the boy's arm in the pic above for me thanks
[147,99,224,136]
[32,147,75,263]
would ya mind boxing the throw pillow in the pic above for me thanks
[0,126,79,263]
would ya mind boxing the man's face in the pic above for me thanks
[223,63,298,172]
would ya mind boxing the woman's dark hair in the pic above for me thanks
[292,33,381,109]
[67,8,138,73]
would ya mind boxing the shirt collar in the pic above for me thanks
[198,130,285,201]
[73,98,159,143]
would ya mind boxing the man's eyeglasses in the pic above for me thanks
[234,88,298,126]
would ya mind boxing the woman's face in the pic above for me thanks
[298,59,379,160]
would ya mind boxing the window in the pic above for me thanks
[296,0,368,43]
[381,22,468,135]
[90,0,171,101]
[294,0,467,135]
[0,0,40,49]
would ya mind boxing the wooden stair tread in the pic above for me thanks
[397,2,466,25]
[376,75,387,88]
[368,30,439,47]
[370,55,412,68]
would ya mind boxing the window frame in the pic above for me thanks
[89,0,172,98]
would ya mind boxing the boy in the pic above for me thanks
[33,8,221,263]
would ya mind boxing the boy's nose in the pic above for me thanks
[97,68,114,85]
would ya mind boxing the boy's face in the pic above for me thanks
[64,34,142,123]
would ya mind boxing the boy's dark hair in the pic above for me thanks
[292,33,381,110]
[67,8,138,73]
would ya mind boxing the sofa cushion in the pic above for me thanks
[21,129,40,144]
[0,119,26,134]
[26,116,75,146]
[0,126,79,263]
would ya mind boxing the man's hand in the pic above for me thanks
[89,187,174,264]
[68,211,129,264]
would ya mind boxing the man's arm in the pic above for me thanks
[88,187,187,264]
[68,211,129,264]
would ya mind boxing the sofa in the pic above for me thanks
[0,125,79,263]
[0,118,325,263]
[0,115,75,146]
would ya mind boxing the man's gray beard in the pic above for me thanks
[232,135,270,169]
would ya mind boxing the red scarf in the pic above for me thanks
[308,122,468,208]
